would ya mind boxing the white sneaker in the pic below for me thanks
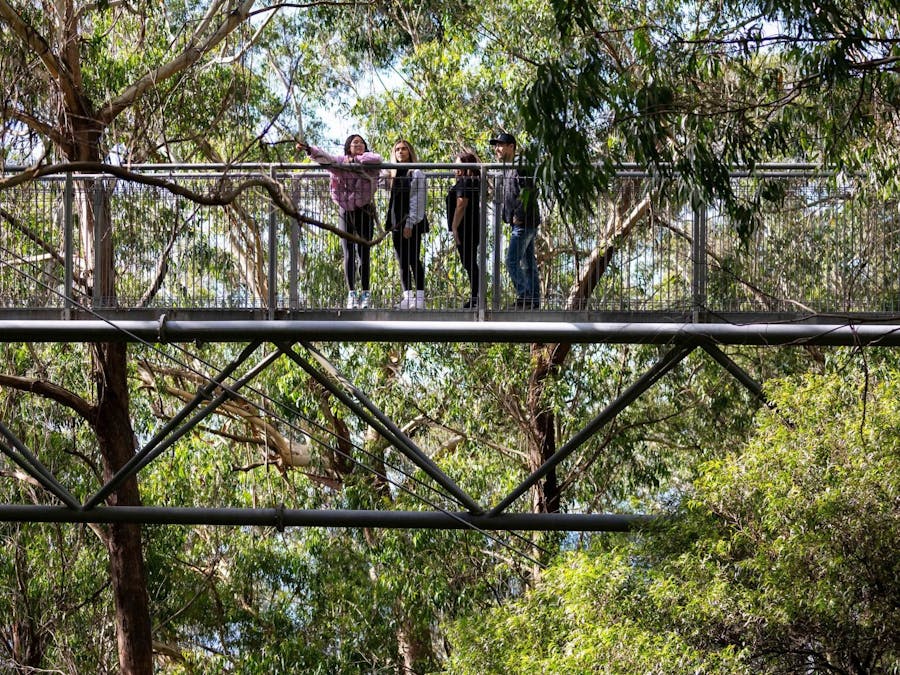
[359,290,371,309]
[346,291,359,309]
[396,290,413,309]
[413,290,426,310]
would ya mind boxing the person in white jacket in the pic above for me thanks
[382,139,428,309]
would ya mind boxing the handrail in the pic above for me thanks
[2,161,838,175]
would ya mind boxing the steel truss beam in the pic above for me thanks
[1,320,900,345]
[488,345,695,516]
[0,505,653,531]
[0,324,873,531]
[279,342,484,514]
[83,343,274,509]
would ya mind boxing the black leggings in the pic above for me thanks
[340,207,374,291]
[455,226,480,300]
[392,228,425,291]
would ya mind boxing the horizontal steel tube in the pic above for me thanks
[0,161,834,174]
[0,505,654,531]
[1,320,900,346]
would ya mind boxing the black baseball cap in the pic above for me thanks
[489,132,517,146]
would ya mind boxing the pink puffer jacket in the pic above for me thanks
[308,146,383,211]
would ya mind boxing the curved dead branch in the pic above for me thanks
[0,161,390,246]
[0,373,95,420]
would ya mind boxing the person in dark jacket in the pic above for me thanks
[446,150,481,308]
[490,132,540,309]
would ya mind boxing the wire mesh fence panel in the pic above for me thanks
[601,178,693,313]
[0,177,73,309]
[539,176,694,313]
[277,172,340,309]
[831,183,900,313]
[284,168,501,311]
[707,175,900,314]
[111,175,280,310]
[282,170,470,310]
[1,166,897,317]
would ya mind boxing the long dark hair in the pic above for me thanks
[456,149,479,176]
[343,134,368,156]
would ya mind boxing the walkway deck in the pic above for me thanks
[2,164,899,530]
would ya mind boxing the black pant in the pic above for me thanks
[340,207,374,291]
[392,228,425,291]
[455,226,479,300]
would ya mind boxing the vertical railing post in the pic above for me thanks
[491,166,503,311]
[268,165,278,318]
[289,218,300,311]
[92,178,104,308]
[691,190,708,322]
[63,172,74,316]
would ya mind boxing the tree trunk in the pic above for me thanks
[80,134,152,674]
[92,342,153,675]
[397,617,434,674]
[11,533,45,672]
[526,344,564,514]
[522,191,651,515]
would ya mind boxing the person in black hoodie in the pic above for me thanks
[446,150,481,308]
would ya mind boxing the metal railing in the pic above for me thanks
[1,164,898,320]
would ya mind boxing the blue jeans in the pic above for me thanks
[506,225,539,302]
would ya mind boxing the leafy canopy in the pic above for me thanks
[445,367,900,674]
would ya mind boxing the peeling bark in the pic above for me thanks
[92,342,153,675]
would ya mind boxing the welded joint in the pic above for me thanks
[157,313,168,343]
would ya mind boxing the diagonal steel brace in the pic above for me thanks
[83,346,279,509]
[487,344,695,517]
[279,342,483,514]
[0,420,81,509]
[699,341,771,407]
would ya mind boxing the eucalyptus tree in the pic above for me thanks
[0,1,349,672]
[345,0,899,652]
[444,364,900,674]
[519,0,900,222]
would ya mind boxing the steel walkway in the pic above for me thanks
[1,163,898,530]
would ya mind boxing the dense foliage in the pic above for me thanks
[521,0,900,225]
[445,368,900,674]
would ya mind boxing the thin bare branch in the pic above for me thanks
[0,0,83,114]
[98,0,256,125]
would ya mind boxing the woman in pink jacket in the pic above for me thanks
[298,134,382,308]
